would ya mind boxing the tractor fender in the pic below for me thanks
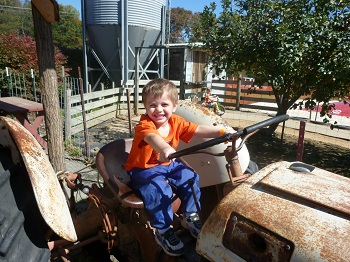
[176,100,250,188]
[0,116,77,242]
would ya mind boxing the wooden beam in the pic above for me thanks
[31,0,59,22]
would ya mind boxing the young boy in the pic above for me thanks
[124,78,226,256]
[205,87,223,115]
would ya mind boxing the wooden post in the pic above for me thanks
[180,48,186,100]
[127,89,133,137]
[296,121,306,161]
[236,73,242,111]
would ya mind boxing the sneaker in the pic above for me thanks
[217,111,224,116]
[182,213,202,239]
[155,228,185,256]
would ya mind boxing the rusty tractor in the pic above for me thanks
[0,100,349,262]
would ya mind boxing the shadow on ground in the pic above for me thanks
[247,132,350,178]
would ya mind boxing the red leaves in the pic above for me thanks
[0,31,37,71]
[0,31,67,73]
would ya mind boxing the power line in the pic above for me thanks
[0,4,80,17]
[0,5,30,11]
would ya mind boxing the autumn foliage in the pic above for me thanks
[0,31,67,73]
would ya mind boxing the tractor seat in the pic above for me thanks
[96,138,144,208]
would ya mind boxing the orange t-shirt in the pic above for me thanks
[205,93,211,105]
[124,114,198,171]
[205,93,210,103]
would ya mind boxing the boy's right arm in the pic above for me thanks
[144,133,176,162]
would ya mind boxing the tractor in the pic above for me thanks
[0,100,349,261]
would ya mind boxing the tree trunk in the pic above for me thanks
[32,4,65,172]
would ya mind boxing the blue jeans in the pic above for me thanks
[128,160,201,229]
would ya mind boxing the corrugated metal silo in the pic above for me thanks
[84,0,166,88]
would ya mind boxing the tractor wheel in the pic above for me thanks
[0,146,51,261]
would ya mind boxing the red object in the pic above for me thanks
[330,101,350,117]
[303,101,350,117]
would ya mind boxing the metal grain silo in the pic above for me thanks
[83,0,166,90]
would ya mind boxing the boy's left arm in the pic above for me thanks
[194,125,229,138]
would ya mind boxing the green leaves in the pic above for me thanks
[195,0,350,120]
[52,5,82,49]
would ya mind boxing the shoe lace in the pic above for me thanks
[165,229,179,245]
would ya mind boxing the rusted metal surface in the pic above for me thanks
[197,161,350,261]
[0,116,77,242]
[176,100,250,187]
[222,213,294,261]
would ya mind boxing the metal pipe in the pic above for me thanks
[78,67,90,158]
[81,0,88,93]
[160,5,166,78]
[187,178,204,225]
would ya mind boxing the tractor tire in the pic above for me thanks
[0,146,51,261]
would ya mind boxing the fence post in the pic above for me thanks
[22,73,27,99]
[65,89,71,141]
[31,69,37,102]
[296,121,306,161]
[236,73,242,111]
[127,88,133,137]
[134,47,140,115]
[6,67,12,96]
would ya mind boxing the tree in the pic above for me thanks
[0,31,66,71]
[187,12,202,42]
[21,0,34,36]
[32,2,65,172]
[52,4,83,77]
[52,4,82,49]
[168,7,201,43]
[196,0,350,130]
[0,32,37,70]
[0,0,22,34]
[0,1,82,76]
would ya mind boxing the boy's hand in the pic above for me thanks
[160,147,176,162]
[144,133,177,162]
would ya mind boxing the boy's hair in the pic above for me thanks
[142,78,178,105]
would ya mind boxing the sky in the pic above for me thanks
[57,0,223,18]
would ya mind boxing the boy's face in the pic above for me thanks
[144,91,177,128]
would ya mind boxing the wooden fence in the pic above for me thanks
[65,79,277,137]
[210,79,277,112]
